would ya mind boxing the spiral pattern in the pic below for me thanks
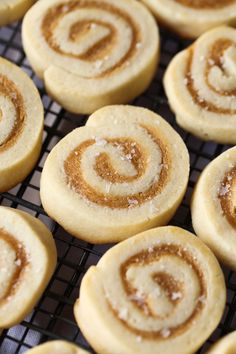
[218,166,236,229]
[0,207,57,329]
[109,244,206,339]
[0,228,29,305]
[0,74,25,152]
[64,126,170,209]
[174,0,236,9]
[191,146,236,270]
[164,26,236,143]
[185,38,236,114]
[22,0,159,114]
[75,227,226,354]
[41,0,140,77]
[40,106,189,243]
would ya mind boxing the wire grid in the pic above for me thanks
[0,17,235,354]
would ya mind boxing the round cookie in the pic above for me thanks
[0,0,34,26]
[40,105,189,244]
[74,226,226,354]
[164,26,236,144]
[192,146,236,270]
[0,56,43,192]
[141,0,236,38]
[0,206,57,329]
[206,332,236,353]
[22,0,159,114]
[26,340,90,354]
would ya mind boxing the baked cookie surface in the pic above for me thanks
[0,56,43,192]
[74,226,226,354]
[192,146,236,270]
[0,0,34,26]
[0,206,57,329]
[141,0,236,38]
[164,26,236,144]
[206,331,236,353]
[26,340,90,354]
[40,105,189,243]
[22,0,159,114]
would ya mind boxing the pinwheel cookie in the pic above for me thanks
[22,0,159,114]
[0,56,43,192]
[0,206,57,329]
[74,226,226,354]
[206,331,236,353]
[141,0,236,38]
[0,0,34,26]
[164,26,236,144]
[26,341,90,354]
[40,105,189,244]
[192,146,236,270]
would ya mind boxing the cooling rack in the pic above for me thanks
[0,17,235,354]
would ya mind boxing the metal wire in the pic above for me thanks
[0,19,234,354]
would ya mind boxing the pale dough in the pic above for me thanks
[74,226,226,354]
[22,0,159,114]
[40,105,189,243]
[164,26,236,144]
[192,146,236,270]
[0,206,57,329]
[0,56,43,192]
[26,340,90,354]
[142,0,236,38]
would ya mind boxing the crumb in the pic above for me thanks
[161,328,171,338]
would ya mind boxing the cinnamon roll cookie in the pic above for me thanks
[164,26,236,144]
[0,0,34,26]
[206,331,236,353]
[26,341,90,354]
[22,0,159,115]
[0,57,43,192]
[141,0,236,38]
[74,226,226,354]
[0,206,57,329]
[192,146,236,270]
[40,105,189,244]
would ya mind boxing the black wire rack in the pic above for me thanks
[0,15,235,354]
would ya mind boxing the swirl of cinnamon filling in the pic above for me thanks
[0,74,25,153]
[41,1,140,77]
[22,0,159,114]
[75,226,226,354]
[0,56,43,193]
[218,166,236,229]
[64,129,170,210]
[113,243,206,339]
[164,26,236,144]
[0,228,28,305]
[192,146,236,270]
[40,105,189,243]
[0,206,57,329]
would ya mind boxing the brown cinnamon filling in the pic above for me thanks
[219,166,236,229]
[64,126,171,209]
[174,0,236,9]
[185,39,236,114]
[107,244,206,339]
[0,74,25,152]
[42,1,140,77]
[0,228,28,304]
[152,272,183,305]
